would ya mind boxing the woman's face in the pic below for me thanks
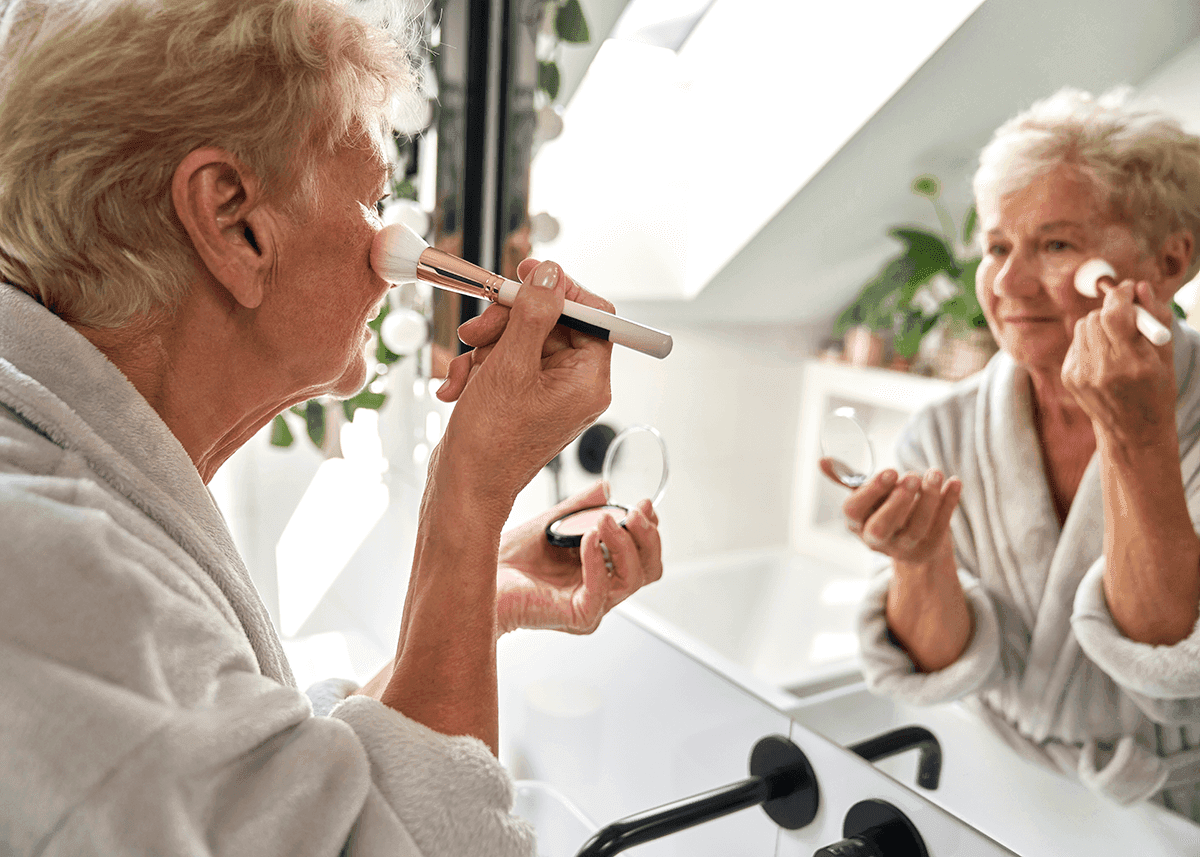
[264,135,393,400]
[976,163,1161,373]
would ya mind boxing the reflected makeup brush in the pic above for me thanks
[1073,258,1172,346]
[370,223,674,359]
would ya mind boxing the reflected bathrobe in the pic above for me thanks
[858,322,1200,822]
[0,283,535,856]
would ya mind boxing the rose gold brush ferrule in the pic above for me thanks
[416,248,508,303]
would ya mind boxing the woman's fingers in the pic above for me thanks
[890,470,946,550]
[596,512,645,600]
[436,342,497,402]
[457,302,510,349]
[843,469,959,562]
[842,468,899,522]
[622,501,663,584]
[859,472,922,547]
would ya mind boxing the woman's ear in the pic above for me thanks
[171,148,273,309]
[1158,229,1195,289]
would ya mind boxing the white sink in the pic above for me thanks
[513,780,597,857]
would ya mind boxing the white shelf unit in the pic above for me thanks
[790,361,953,573]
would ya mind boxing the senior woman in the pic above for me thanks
[0,1,662,855]
[826,88,1200,822]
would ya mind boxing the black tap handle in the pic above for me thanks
[814,799,929,857]
[573,735,819,857]
[848,725,941,790]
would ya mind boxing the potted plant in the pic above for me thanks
[832,175,992,376]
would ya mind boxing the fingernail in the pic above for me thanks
[902,475,921,491]
[881,470,897,485]
[925,470,944,489]
[530,260,560,290]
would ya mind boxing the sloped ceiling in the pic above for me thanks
[553,0,1200,330]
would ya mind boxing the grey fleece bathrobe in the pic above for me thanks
[857,320,1200,823]
[0,283,535,856]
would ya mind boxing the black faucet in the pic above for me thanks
[573,734,819,857]
[847,726,941,790]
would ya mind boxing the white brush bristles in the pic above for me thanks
[371,222,429,284]
[1074,258,1116,298]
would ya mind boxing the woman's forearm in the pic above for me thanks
[1098,431,1200,645]
[886,538,972,672]
[381,447,510,753]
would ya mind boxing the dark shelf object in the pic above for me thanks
[814,798,929,857]
[577,423,617,474]
[574,734,819,857]
[848,726,941,790]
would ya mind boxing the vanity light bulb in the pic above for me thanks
[382,199,432,239]
[380,308,430,356]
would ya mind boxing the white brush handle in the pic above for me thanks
[494,280,673,359]
[1073,258,1171,345]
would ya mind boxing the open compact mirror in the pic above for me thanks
[819,406,875,488]
[545,424,669,548]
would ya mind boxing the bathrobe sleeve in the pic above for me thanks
[856,400,1005,706]
[0,476,535,857]
[1072,560,1200,724]
[1067,339,1200,726]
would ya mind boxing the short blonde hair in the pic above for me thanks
[0,0,421,327]
[974,87,1200,282]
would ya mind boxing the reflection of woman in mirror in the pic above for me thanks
[830,88,1200,820]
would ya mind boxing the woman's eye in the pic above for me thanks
[987,244,1008,257]
[375,196,390,217]
[1045,240,1070,252]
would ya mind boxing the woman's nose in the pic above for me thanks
[992,252,1039,298]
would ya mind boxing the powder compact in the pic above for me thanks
[545,424,669,548]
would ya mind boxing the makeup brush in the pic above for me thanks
[1073,258,1172,346]
[370,223,673,359]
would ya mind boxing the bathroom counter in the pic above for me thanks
[499,606,1019,857]
[498,603,1199,856]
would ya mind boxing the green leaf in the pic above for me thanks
[305,399,326,449]
[392,178,419,201]
[911,174,940,199]
[538,61,560,100]
[555,0,591,43]
[1173,300,1187,320]
[961,205,978,246]
[889,228,956,305]
[342,388,388,422]
[367,303,403,365]
[893,309,939,358]
[269,414,294,448]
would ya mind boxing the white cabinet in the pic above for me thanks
[790,361,952,573]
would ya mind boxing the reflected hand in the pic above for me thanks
[495,483,663,636]
[821,461,961,565]
[1062,279,1177,448]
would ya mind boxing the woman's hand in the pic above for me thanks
[432,258,613,516]
[1062,279,1177,448]
[494,483,663,636]
[822,461,961,566]
[820,460,969,671]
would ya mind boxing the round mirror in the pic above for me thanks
[546,425,668,547]
[819,407,874,488]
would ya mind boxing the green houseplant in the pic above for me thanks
[833,175,988,369]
